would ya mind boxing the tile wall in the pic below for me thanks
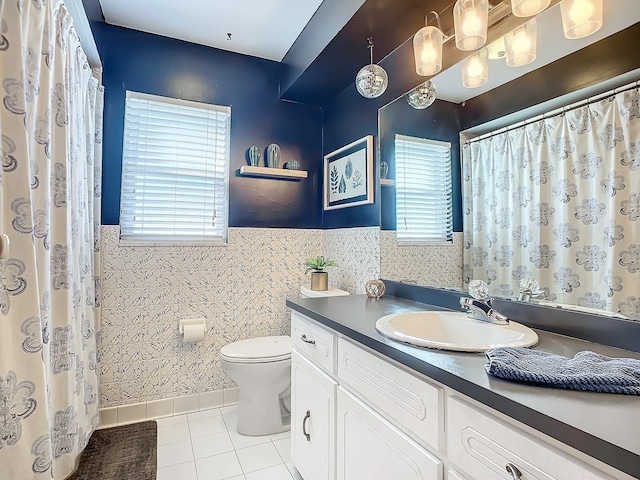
[99,226,323,407]
[323,227,381,294]
[99,226,459,407]
[380,231,464,289]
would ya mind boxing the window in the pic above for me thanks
[120,91,230,244]
[395,134,452,244]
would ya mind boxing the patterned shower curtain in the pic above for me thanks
[0,0,103,478]
[462,87,639,320]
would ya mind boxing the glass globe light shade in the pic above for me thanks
[560,0,603,39]
[406,81,437,109]
[511,0,551,17]
[461,48,488,88]
[413,26,444,76]
[356,63,389,99]
[504,19,537,67]
[454,0,488,51]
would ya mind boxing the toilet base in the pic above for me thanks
[236,390,291,436]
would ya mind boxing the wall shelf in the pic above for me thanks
[380,179,395,187]
[238,165,307,180]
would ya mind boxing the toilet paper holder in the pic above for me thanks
[179,318,207,335]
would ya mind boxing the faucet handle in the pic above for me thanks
[468,279,490,301]
[518,277,546,302]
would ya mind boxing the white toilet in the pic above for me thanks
[220,285,349,436]
[220,336,292,436]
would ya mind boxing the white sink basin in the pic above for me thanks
[375,310,538,353]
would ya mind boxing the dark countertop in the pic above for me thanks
[286,294,640,478]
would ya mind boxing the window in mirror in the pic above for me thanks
[395,134,453,244]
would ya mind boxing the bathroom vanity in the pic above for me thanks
[286,294,640,480]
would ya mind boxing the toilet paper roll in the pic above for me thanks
[182,323,206,342]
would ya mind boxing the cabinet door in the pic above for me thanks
[336,387,442,480]
[291,350,337,480]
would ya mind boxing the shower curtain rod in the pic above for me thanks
[465,79,640,145]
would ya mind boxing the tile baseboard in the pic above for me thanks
[97,387,238,429]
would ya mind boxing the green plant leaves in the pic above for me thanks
[304,255,338,273]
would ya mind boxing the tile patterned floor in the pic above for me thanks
[156,406,302,480]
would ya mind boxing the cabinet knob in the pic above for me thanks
[301,334,316,345]
[505,463,522,479]
[302,410,311,441]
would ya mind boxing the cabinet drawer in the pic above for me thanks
[337,387,442,480]
[337,338,441,450]
[291,311,335,374]
[447,396,612,480]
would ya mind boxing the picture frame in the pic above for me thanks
[323,135,374,210]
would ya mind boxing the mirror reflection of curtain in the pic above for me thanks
[462,87,639,320]
[0,0,103,478]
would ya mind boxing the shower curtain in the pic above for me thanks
[0,0,103,478]
[462,87,640,320]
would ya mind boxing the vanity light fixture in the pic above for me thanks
[461,47,488,88]
[406,80,438,109]
[487,35,506,59]
[413,11,445,76]
[453,0,489,51]
[504,18,537,67]
[511,0,551,17]
[355,37,389,99]
[560,0,603,39]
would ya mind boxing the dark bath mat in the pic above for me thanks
[67,421,157,480]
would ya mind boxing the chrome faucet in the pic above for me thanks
[460,280,509,325]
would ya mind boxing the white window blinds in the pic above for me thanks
[120,91,230,244]
[395,134,453,244]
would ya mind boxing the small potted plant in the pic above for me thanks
[304,256,338,291]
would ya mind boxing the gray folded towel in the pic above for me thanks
[485,347,640,395]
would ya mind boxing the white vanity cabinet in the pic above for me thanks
[290,311,622,480]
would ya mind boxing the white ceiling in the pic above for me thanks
[99,0,324,61]
[432,0,640,103]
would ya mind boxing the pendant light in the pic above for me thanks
[504,18,537,67]
[355,37,388,99]
[413,11,444,76]
[461,48,488,88]
[511,0,551,17]
[453,0,489,51]
[406,80,437,109]
[560,0,603,39]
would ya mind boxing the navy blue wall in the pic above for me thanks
[93,23,323,228]
[321,84,392,229]
[378,97,462,232]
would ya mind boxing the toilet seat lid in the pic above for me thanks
[220,336,291,363]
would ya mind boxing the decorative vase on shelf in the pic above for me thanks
[248,146,261,166]
[267,144,281,168]
[380,161,389,179]
[285,160,300,170]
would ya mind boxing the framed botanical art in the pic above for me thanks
[323,135,374,210]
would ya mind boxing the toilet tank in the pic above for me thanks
[299,285,350,298]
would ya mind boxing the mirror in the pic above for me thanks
[379,1,640,320]
[379,94,464,290]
